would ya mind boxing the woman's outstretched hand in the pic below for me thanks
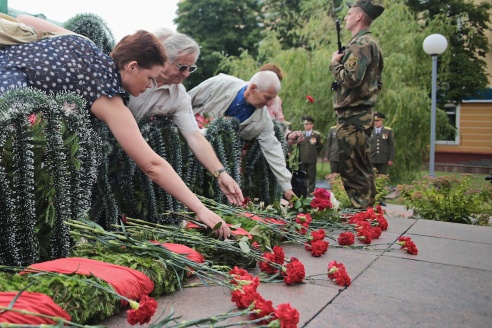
[195,207,231,239]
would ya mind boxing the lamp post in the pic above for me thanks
[423,34,448,177]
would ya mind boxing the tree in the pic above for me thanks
[218,0,458,183]
[260,0,345,50]
[405,0,492,103]
[175,0,262,89]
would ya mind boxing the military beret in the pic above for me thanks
[348,0,385,20]
[374,112,386,120]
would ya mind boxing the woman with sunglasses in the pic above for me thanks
[129,28,244,206]
[7,15,231,239]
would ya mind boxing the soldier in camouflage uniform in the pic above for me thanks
[330,0,384,209]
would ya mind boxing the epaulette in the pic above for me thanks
[384,126,392,130]
[330,125,337,129]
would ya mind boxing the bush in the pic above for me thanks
[397,174,492,226]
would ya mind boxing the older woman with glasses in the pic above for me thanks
[128,28,244,206]
[11,16,232,238]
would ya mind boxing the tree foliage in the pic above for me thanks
[175,0,262,89]
[405,0,492,103]
[215,0,460,183]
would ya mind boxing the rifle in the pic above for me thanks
[331,19,346,91]
[336,19,345,54]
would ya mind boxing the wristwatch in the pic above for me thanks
[213,168,226,178]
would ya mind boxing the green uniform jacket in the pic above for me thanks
[369,126,395,164]
[330,29,383,110]
[299,130,323,164]
[324,126,338,161]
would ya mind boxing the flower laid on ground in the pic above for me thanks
[304,228,329,257]
[282,257,306,285]
[310,188,334,211]
[397,236,419,255]
[327,261,351,287]
[228,266,300,327]
[345,206,388,245]
[127,295,158,325]
[271,303,300,328]
[306,95,315,103]
[258,247,305,285]
[259,246,285,275]
[337,231,355,246]
[295,213,312,235]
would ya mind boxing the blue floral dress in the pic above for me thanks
[0,34,128,109]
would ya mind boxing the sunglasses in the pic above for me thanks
[171,60,198,73]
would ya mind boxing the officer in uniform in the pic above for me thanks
[323,125,339,174]
[298,116,324,194]
[369,112,395,175]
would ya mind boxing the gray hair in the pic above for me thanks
[153,27,200,61]
[249,71,281,92]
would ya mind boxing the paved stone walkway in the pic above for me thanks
[101,205,492,328]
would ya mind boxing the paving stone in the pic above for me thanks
[407,218,492,244]
[307,256,492,328]
[384,233,492,271]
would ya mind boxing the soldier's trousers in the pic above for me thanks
[336,108,376,209]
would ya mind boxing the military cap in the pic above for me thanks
[349,0,385,20]
[374,112,386,121]
[303,116,315,124]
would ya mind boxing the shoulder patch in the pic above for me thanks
[345,54,358,70]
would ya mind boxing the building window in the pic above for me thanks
[436,104,459,145]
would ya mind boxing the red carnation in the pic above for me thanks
[28,113,37,126]
[259,253,279,275]
[231,283,261,309]
[357,227,373,244]
[295,213,312,225]
[327,261,351,286]
[273,303,300,328]
[306,95,315,103]
[405,240,419,255]
[313,188,331,199]
[310,197,332,211]
[334,267,351,287]
[338,232,355,245]
[272,245,286,264]
[310,228,326,241]
[282,257,305,285]
[308,239,329,257]
[398,236,418,255]
[250,296,275,324]
[376,216,389,230]
[126,295,158,325]
[194,113,210,128]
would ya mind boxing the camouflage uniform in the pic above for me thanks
[330,29,384,209]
